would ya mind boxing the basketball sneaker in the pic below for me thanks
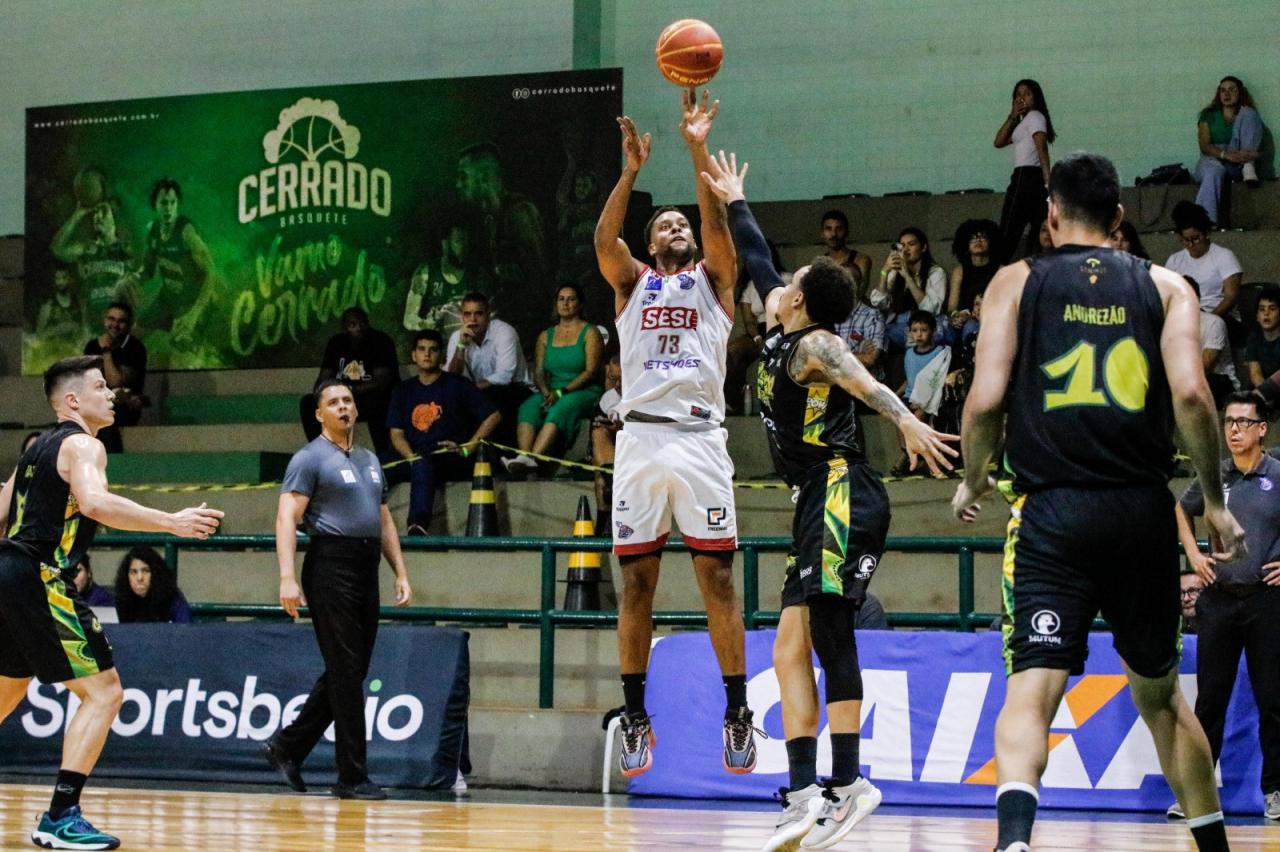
[723,706,761,774]
[1266,790,1280,820]
[1165,801,1184,819]
[31,806,120,850]
[800,777,881,849]
[618,711,656,777]
[761,785,823,852]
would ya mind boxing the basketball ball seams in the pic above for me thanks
[655,18,722,87]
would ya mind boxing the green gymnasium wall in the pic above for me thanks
[1,0,1276,235]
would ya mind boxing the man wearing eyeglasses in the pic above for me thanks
[1174,389,1280,821]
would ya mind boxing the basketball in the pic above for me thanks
[73,167,105,208]
[655,19,723,87]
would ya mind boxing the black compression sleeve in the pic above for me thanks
[727,199,783,301]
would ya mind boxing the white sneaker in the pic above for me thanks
[1001,844,1032,852]
[1243,161,1260,187]
[762,785,823,852]
[502,454,537,473]
[1166,800,1184,819]
[801,777,881,848]
[1264,789,1280,820]
[452,769,468,795]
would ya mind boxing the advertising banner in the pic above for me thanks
[23,69,623,372]
[0,624,470,790]
[633,630,1264,814]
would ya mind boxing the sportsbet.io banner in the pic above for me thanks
[634,630,1266,815]
[23,69,622,373]
[0,624,470,789]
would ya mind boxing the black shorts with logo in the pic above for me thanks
[1001,484,1179,678]
[0,546,114,683]
[781,458,890,608]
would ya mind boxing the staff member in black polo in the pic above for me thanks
[263,379,412,800]
[1174,389,1280,821]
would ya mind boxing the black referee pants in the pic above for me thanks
[1194,584,1280,794]
[274,536,381,786]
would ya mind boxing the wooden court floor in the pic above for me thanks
[0,783,1275,851]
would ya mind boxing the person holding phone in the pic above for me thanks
[994,79,1056,262]
[868,228,947,350]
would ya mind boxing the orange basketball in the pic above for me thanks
[655,19,723,87]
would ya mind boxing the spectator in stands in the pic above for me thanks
[113,546,191,624]
[1166,201,1243,335]
[300,307,399,455]
[820,209,872,288]
[1246,290,1280,389]
[725,246,780,413]
[83,301,146,454]
[892,311,951,475]
[946,219,1000,340]
[1174,390,1280,821]
[71,554,114,608]
[1193,75,1265,226]
[1109,220,1150,259]
[592,355,623,531]
[1184,276,1238,407]
[994,79,1056,261]
[835,269,886,381]
[1180,571,1205,635]
[1033,220,1054,255]
[857,591,890,630]
[445,291,535,454]
[870,227,946,349]
[388,329,501,534]
[505,284,604,476]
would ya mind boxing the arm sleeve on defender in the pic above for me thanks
[727,200,783,300]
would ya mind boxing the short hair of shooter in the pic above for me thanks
[1048,152,1121,234]
[44,355,104,402]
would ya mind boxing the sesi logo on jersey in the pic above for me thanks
[641,306,699,330]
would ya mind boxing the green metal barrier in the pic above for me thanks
[96,533,1008,708]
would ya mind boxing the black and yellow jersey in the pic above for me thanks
[5,421,99,570]
[1003,245,1175,493]
[758,324,866,487]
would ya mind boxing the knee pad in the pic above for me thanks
[808,596,863,703]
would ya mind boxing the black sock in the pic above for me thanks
[723,674,747,711]
[995,784,1038,849]
[1187,812,1229,852]
[621,673,647,716]
[785,737,818,791]
[829,732,861,786]
[49,770,87,819]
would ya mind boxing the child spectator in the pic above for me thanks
[1246,289,1280,389]
[893,311,951,475]
[114,546,192,624]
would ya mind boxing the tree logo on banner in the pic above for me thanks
[262,97,362,164]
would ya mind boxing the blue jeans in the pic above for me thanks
[1194,106,1263,224]
[381,448,469,528]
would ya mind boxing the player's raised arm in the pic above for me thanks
[794,330,958,476]
[679,89,736,310]
[595,116,650,294]
[700,149,784,325]
[1154,265,1245,561]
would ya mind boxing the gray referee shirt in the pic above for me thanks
[281,437,387,538]
[1181,453,1280,588]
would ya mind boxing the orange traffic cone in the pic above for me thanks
[563,495,601,611]
[464,444,499,537]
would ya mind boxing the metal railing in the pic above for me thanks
[96,533,1007,708]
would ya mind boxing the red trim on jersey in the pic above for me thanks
[614,532,670,557]
[681,533,737,551]
[616,264,653,322]
[698,260,735,323]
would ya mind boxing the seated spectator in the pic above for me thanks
[870,227,947,349]
[892,311,951,475]
[857,591,890,630]
[592,355,623,531]
[300,307,399,454]
[835,269,886,382]
[1109,220,1150,259]
[71,553,114,607]
[1193,75,1264,226]
[1246,289,1280,389]
[445,291,536,454]
[1179,571,1205,635]
[506,284,604,476]
[820,209,872,288]
[387,330,501,534]
[1186,276,1238,407]
[114,546,191,624]
[947,219,1000,341]
[1166,201,1243,335]
[725,249,778,413]
[1033,220,1054,255]
[35,264,85,343]
[83,301,146,454]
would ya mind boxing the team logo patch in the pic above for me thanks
[369,467,381,483]
[854,554,878,580]
[615,522,634,539]
[642,293,659,305]
[677,273,695,290]
[644,274,663,291]
[690,405,711,420]
[1262,478,1274,492]
[1032,610,1061,636]
[706,507,727,526]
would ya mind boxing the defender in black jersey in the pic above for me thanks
[701,152,956,851]
[0,356,222,850]
[953,153,1243,852]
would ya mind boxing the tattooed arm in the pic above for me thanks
[792,329,957,475]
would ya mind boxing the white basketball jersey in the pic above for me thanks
[616,262,731,425]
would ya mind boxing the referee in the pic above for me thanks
[263,379,412,800]
[1175,389,1280,821]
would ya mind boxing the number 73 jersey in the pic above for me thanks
[615,262,732,426]
[1002,247,1175,493]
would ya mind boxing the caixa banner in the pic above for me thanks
[0,623,469,790]
[632,630,1264,815]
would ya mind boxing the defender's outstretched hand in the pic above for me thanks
[617,116,651,173]
[679,88,720,146]
[699,149,748,204]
